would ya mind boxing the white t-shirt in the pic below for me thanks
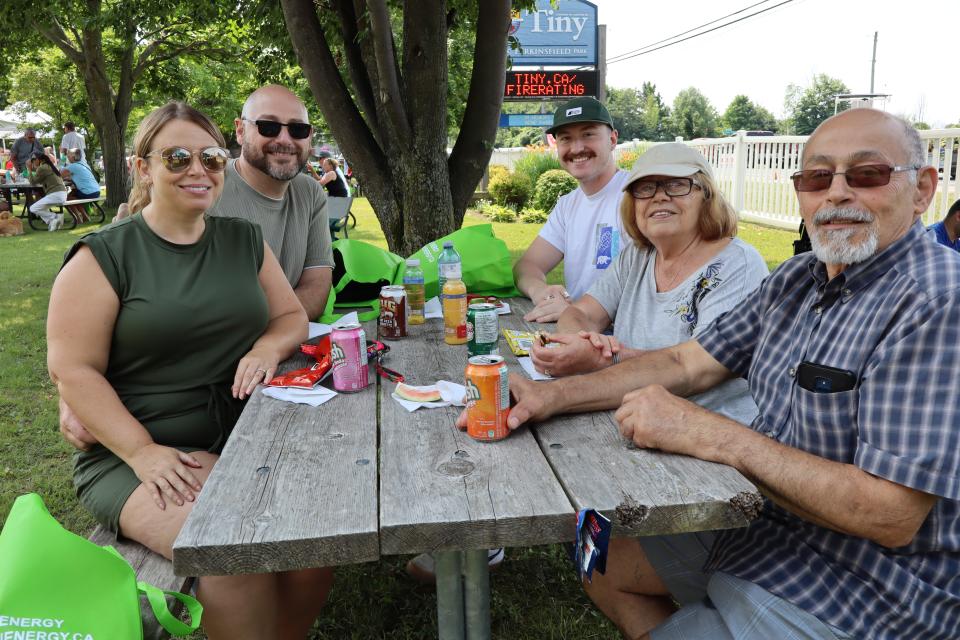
[537,169,631,299]
[60,131,86,160]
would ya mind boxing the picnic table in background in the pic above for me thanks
[173,300,761,639]
[0,183,42,218]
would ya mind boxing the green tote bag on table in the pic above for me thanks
[0,493,202,639]
[318,239,406,324]
[404,224,521,301]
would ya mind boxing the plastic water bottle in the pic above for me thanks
[437,241,462,300]
[403,258,425,325]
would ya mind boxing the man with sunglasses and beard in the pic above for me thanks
[493,109,960,640]
[208,84,333,320]
[63,85,334,452]
[513,97,631,323]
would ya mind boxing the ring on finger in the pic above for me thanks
[255,368,266,376]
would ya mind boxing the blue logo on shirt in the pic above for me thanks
[595,225,619,269]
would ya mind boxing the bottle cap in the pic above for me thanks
[443,241,453,248]
[406,258,420,267]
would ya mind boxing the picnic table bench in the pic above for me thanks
[173,300,761,639]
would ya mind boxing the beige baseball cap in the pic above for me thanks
[623,143,714,191]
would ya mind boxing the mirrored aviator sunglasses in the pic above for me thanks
[247,119,313,140]
[147,146,230,173]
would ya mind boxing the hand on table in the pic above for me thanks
[530,332,619,377]
[233,348,281,399]
[614,385,725,460]
[455,373,559,431]
[59,396,99,451]
[128,443,203,510]
[523,285,570,323]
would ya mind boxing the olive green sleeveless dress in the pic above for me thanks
[64,213,270,532]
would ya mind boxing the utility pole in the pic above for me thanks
[870,31,878,93]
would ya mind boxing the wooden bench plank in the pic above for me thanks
[378,319,575,555]
[89,525,192,640]
[173,330,380,575]
[504,299,762,536]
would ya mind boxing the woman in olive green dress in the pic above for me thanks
[47,102,332,639]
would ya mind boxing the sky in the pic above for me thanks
[595,0,960,127]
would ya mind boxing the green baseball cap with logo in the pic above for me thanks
[546,97,614,135]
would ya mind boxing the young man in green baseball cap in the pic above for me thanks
[514,96,631,322]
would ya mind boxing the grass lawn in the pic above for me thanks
[0,199,797,639]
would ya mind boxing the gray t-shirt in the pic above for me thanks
[586,238,769,424]
[209,160,334,288]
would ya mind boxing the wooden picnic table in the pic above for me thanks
[0,183,42,218]
[173,299,760,639]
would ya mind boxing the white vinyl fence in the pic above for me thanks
[490,129,960,230]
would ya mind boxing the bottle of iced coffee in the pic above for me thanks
[442,278,467,345]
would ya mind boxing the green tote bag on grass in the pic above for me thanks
[0,493,202,639]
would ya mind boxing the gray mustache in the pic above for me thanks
[813,207,874,225]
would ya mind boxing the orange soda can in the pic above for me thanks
[464,355,511,441]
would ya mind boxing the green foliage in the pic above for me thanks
[489,171,532,210]
[488,164,509,183]
[519,207,548,223]
[512,151,561,188]
[640,82,675,141]
[532,169,578,212]
[618,150,638,170]
[783,74,850,135]
[723,95,777,133]
[606,86,645,140]
[913,121,931,130]
[486,203,519,222]
[670,87,720,139]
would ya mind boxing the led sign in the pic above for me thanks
[503,71,598,100]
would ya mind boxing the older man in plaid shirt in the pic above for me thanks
[502,108,960,640]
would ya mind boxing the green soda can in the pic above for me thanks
[467,303,500,357]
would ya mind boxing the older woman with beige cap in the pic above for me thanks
[531,143,767,413]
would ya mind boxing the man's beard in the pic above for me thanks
[808,206,879,265]
[241,139,307,181]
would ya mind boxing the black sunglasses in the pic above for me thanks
[243,118,313,140]
[791,164,921,192]
[144,146,230,173]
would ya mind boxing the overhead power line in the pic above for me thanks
[606,0,773,64]
[607,0,796,65]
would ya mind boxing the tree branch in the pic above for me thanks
[333,0,380,135]
[35,20,83,65]
[448,0,511,217]
[366,0,411,144]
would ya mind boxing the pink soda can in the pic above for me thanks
[330,322,369,392]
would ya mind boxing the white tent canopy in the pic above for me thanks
[0,102,55,146]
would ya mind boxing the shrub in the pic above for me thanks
[519,207,548,224]
[489,171,532,210]
[532,169,579,212]
[486,204,518,223]
[487,164,509,184]
[513,151,561,187]
[617,150,638,170]
[472,199,492,216]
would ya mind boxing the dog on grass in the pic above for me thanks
[0,210,25,237]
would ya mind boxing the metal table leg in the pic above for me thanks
[463,549,491,640]
[435,551,465,640]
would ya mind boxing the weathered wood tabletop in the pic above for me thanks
[172,321,380,576]
[173,301,761,579]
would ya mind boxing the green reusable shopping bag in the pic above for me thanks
[405,224,521,301]
[0,493,202,639]
[319,239,406,323]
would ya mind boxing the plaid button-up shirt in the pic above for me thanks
[697,221,960,639]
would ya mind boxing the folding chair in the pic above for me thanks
[328,196,354,239]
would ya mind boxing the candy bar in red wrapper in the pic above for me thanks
[267,337,332,388]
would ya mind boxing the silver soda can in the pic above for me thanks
[331,322,369,392]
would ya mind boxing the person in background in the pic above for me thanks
[927,198,960,252]
[311,156,350,197]
[44,146,59,167]
[513,97,631,323]
[27,151,67,231]
[61,148,101,199]
[10,129,43,173]
[47,101,332,639]
[60,121,86,162]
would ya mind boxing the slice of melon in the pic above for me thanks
[395,383,442,403]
